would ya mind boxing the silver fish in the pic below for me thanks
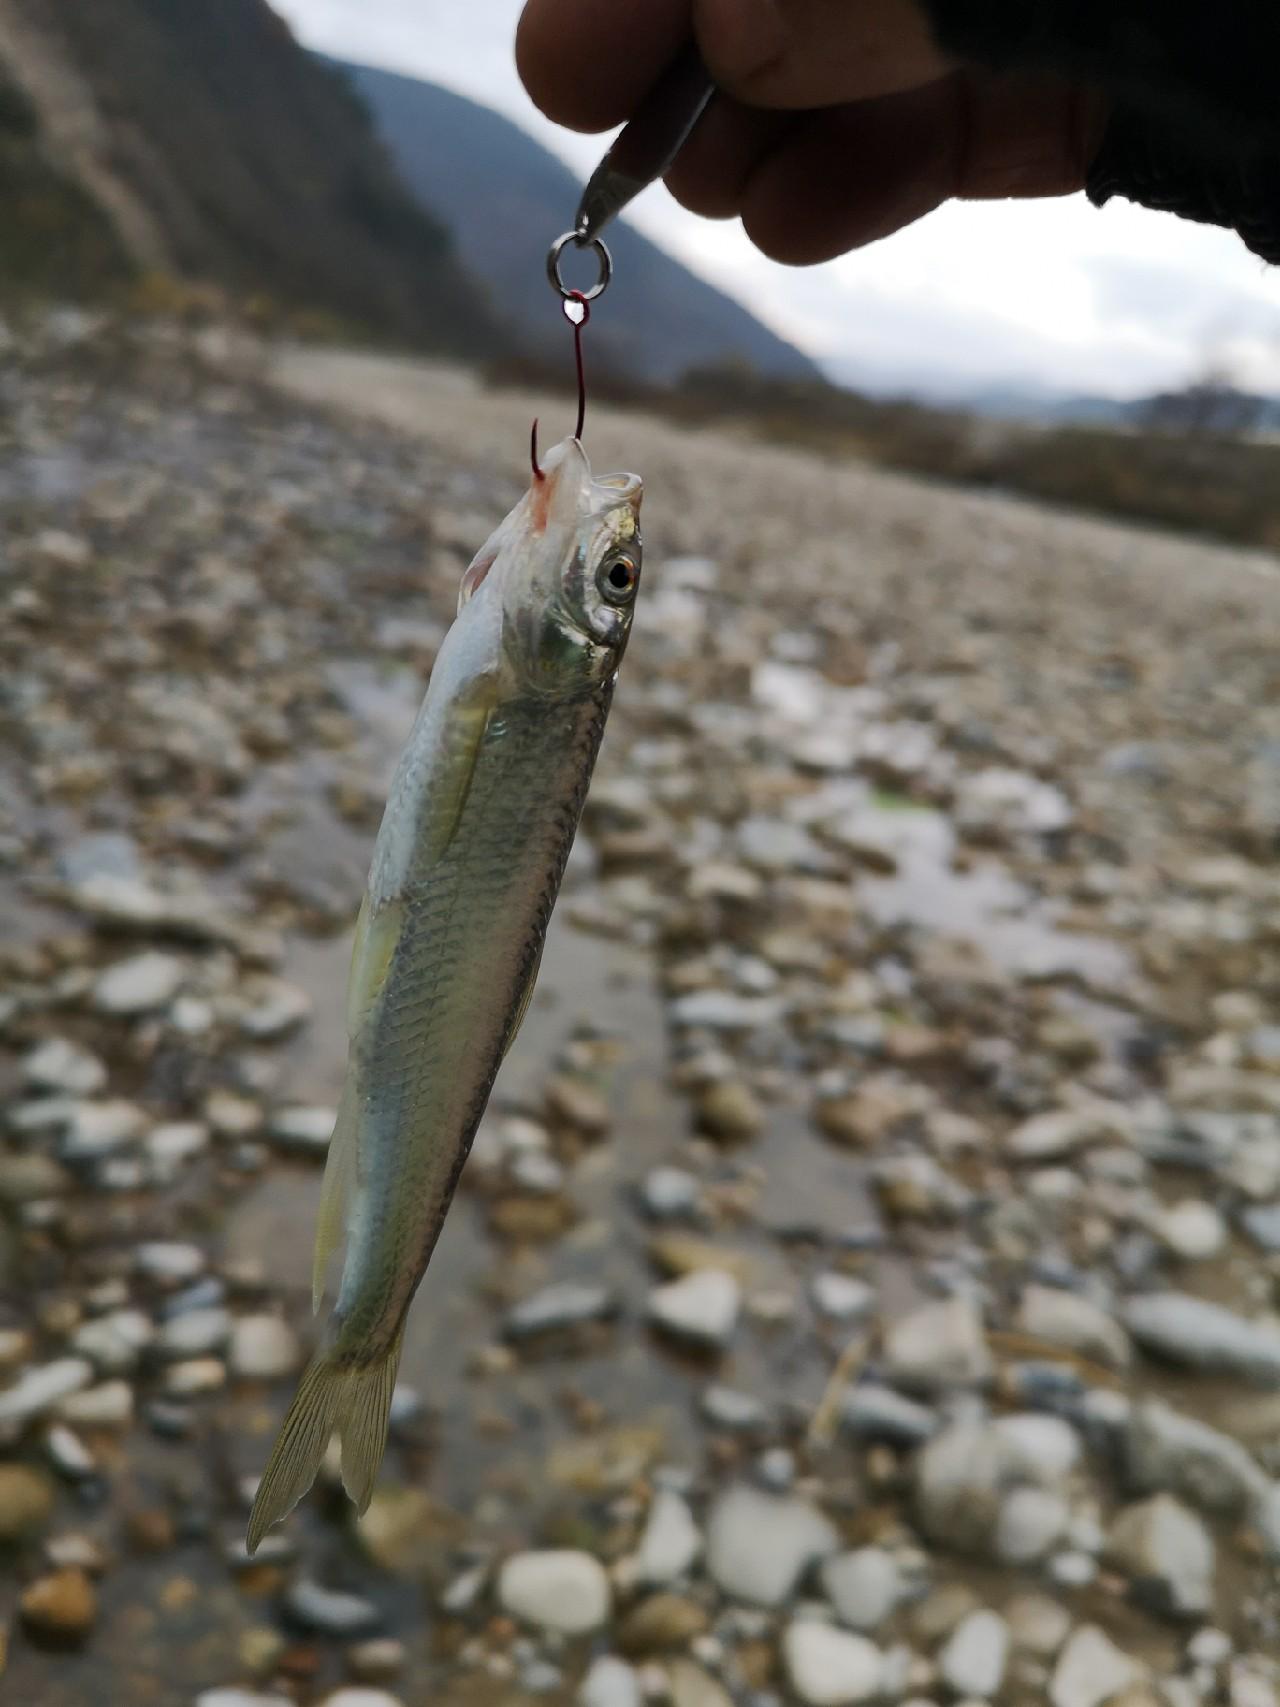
[247,436,642,1552]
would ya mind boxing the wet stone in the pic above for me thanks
[1239,1203,1280,1254]
[56,1379,133,1429]
[347,1639,408,1682]
[1150,1200,1227,1262]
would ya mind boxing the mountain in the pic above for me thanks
[329,59,818,385]
[0,0,502,354]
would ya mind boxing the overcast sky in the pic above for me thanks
[273,0,1280,400]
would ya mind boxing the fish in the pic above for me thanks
[246,434,643,1553]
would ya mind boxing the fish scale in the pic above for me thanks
[246,435,641,1553]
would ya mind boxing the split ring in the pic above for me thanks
[546,231,613,303]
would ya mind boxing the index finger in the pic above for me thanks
[517,0,950,133]
[516,0,690,133]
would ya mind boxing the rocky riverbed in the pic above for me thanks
[2,315,1280,1706]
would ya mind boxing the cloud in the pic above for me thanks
[272,0,1280,398]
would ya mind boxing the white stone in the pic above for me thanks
[706,1483,838,1607]
[821,1548,903,1632]
[497,1550,611,1634]
[782,1621,884,1706]
[57,1380,133,1428]
[1106,1494,1215,1617]
[636,1488,702,1584]
[156,1307,231,1359]
[230,1315,301,1380]
[1050,1626,1142,1707]
[939,1611,1010,1698]
[22,1038,106,1096]
[61,1099,147,1159]
[992,1414,1082,1483]
[1016,1285,1130,1369]
[0,1358,91,1440]
[1151,1200,1227,1262]
[578,1657,641,1707]
[995,1487,1069,1563]
[135,1241,206,1282]
[647,1271,740,1349]
[93,950,185,1014]
[268,1105,336,1153]
[884,1295,991,1391]
[811,1274,876,1322]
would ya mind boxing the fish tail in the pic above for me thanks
[245,1326,405,1555]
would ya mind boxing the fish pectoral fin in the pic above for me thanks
[501,937,545,1063]
[421,678,496,864]
[346,892,405,1039]
[312,1076,358,1313]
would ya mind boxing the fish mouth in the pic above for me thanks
[591,469,643,520]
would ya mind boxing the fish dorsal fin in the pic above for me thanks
[502,936,545,1063]
[311,1074,359,1312]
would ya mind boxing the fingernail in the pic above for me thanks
[696,0,788,84]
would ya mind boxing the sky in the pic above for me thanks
[273,0,1280,402]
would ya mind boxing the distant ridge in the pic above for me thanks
[329,58,818,385]
[0,0,503,354]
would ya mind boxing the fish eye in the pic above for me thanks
[598,551,639,605]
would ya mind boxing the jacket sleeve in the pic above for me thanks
[916,0,1280,264]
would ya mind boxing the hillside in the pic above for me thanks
[332,59,818,385]
[0,0,502,354]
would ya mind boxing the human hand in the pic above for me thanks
[516,0,1108,263]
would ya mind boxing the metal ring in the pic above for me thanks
[546,230,612,303]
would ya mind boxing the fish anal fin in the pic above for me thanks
[311,1075,359,1313]
[341,1318,406,1515]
